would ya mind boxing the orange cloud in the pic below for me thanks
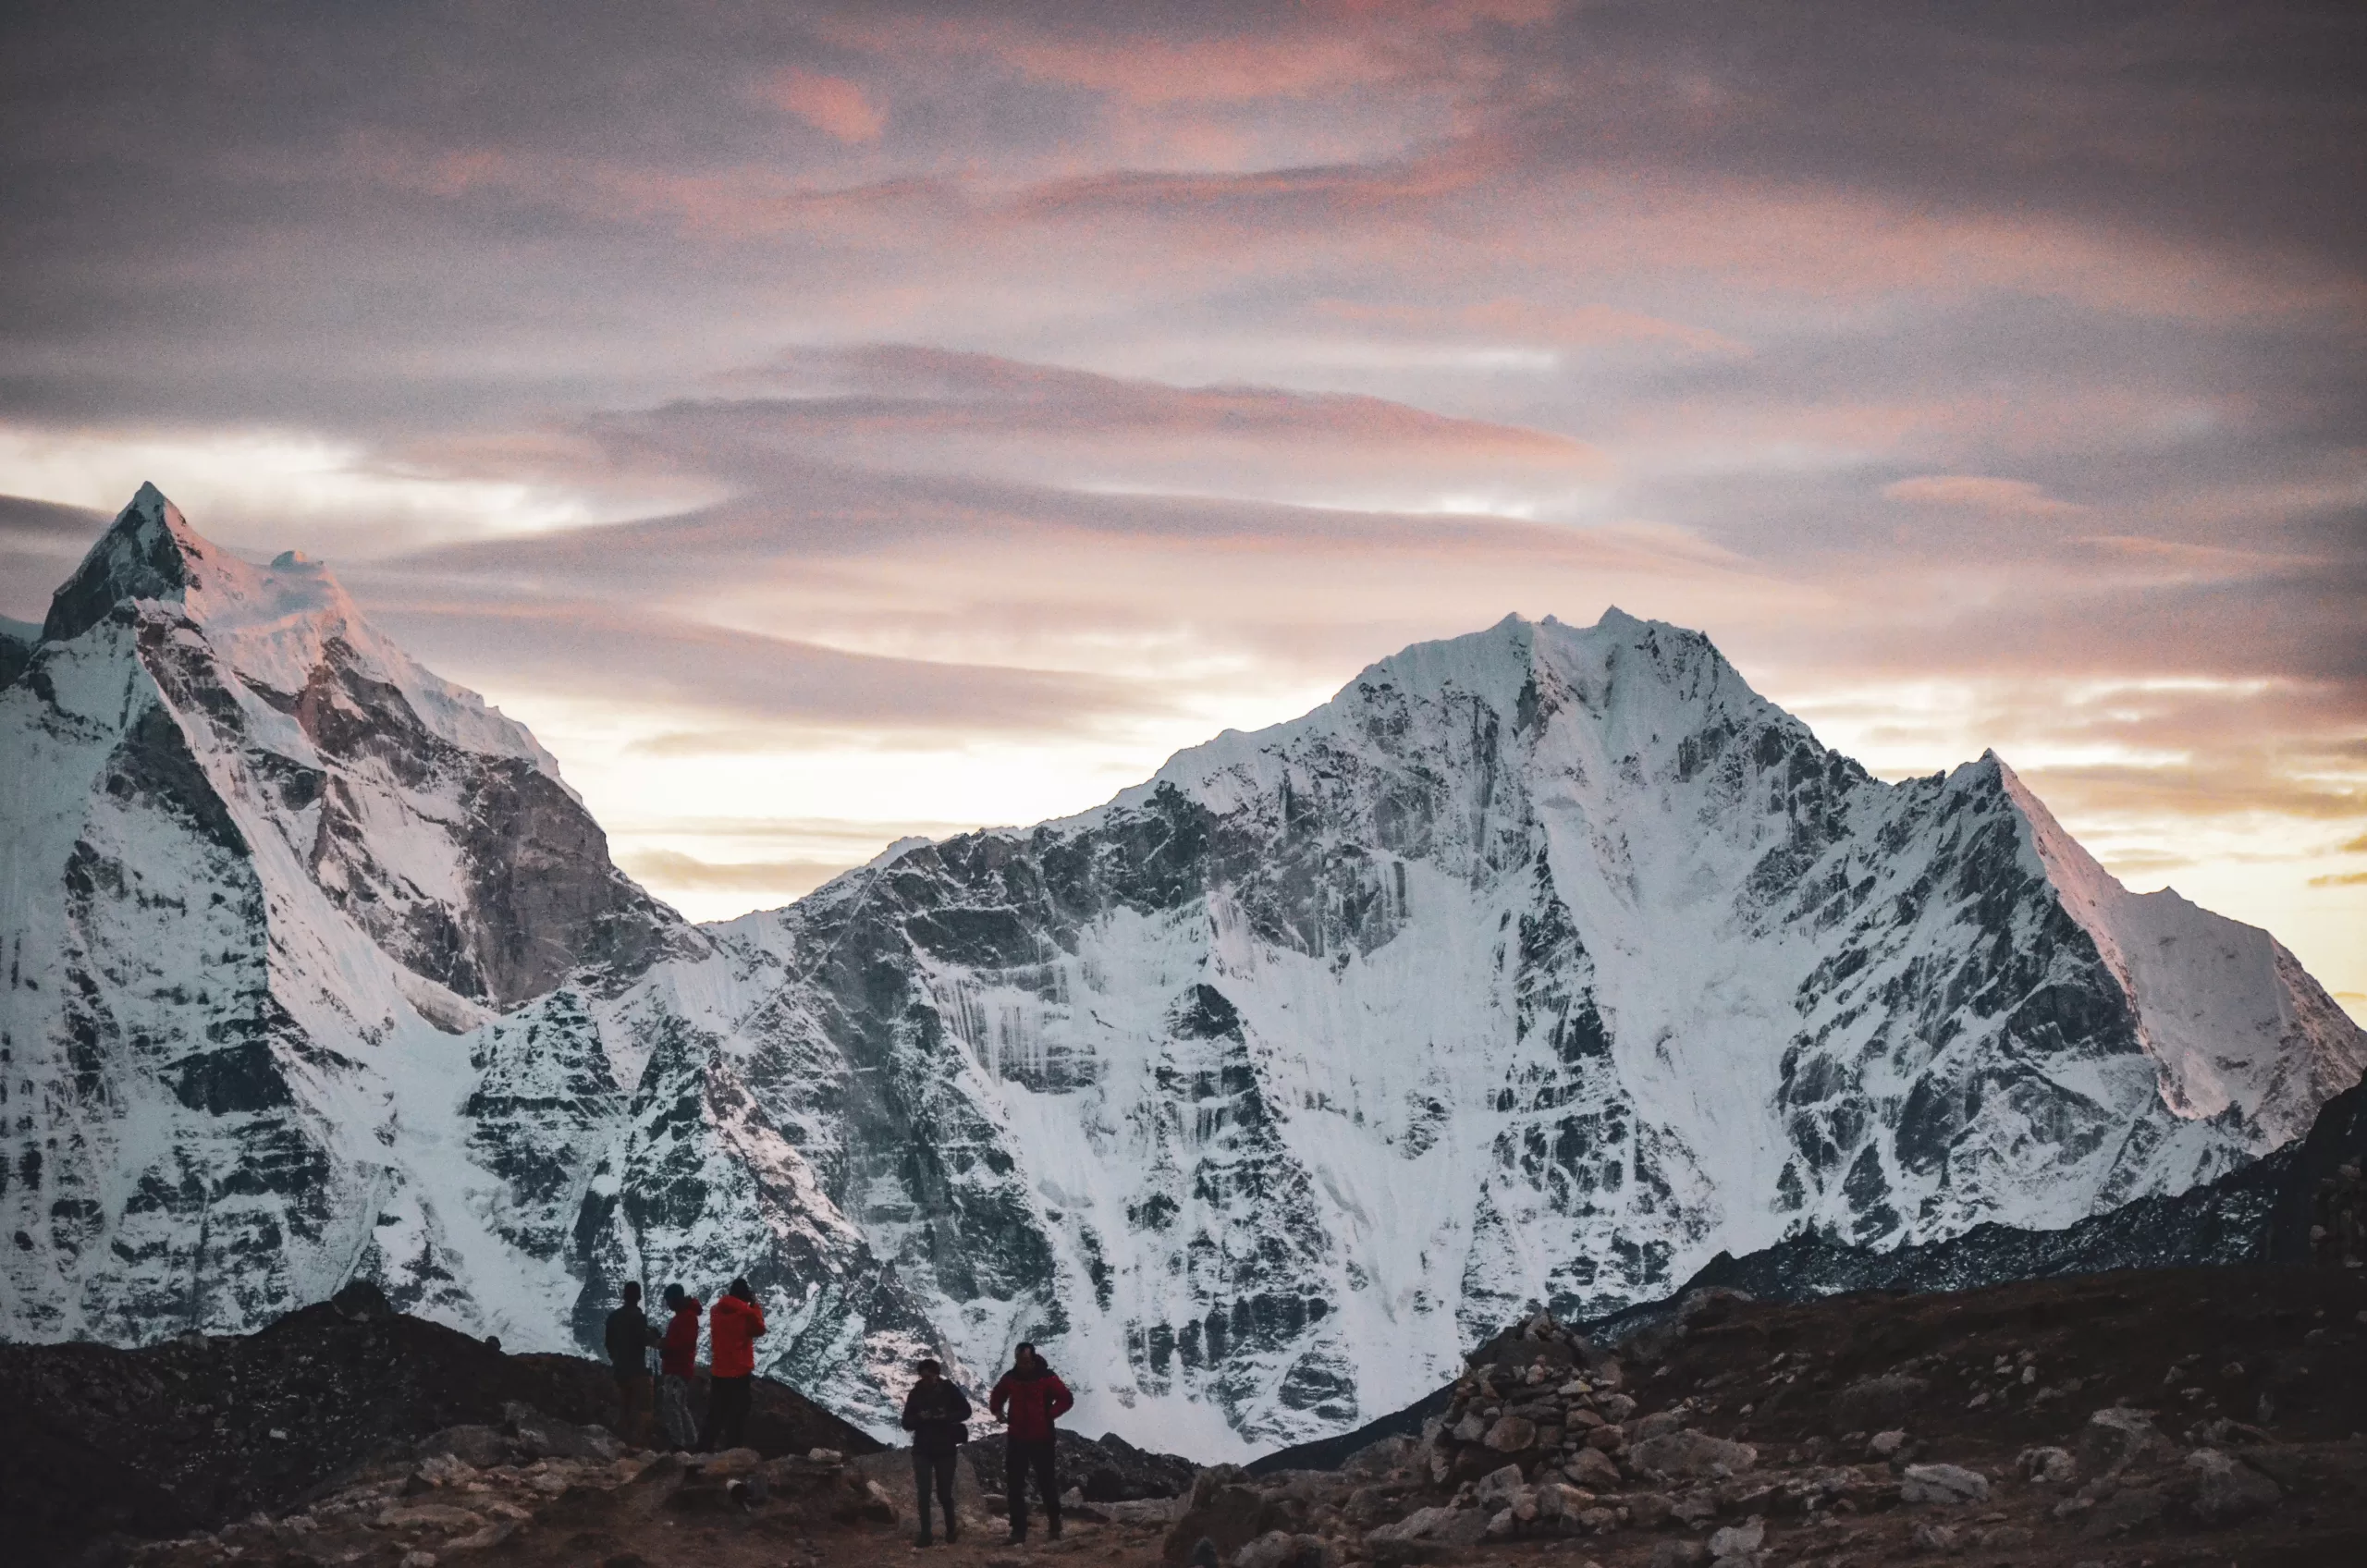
[759,67,886,143]
[1883,474,2085,515]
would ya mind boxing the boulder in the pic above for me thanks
[2078,1409,2166,1476]
[1565,1447,1623,1490]
[502,1402,620,1463]
[1163,1468,1289,1565]
[1627,1430,1758,1480]
[1898,1464,1989,1506]
[1233,1529,1341,1568]
[1474,1464,1527,1511]
[413,1453,478,1488]
[1484,1415,1539,1453]
[1366,1505,1489,1549]
[1532,1481,1589,1523]
[418,1425,509,1468]
[1708,1516,1765,1562]
[2186,1449,2280,1525]
[1868,1429,1907,1458]
[1630,1412,1685,1443]
[1648,1540,1709,1567]
[2017,1446,2076,1485]
[1908,1521,1960,1554]
[1341,1436,1417,1479]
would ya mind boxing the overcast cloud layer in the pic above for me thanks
[3,1,2361,1008]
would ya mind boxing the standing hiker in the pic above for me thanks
[704,1276,767,1451]
[603,1281,659,1447]
[656,1283,703,1452]
[988,1341,1073,1543]
[900,1357,973,1547]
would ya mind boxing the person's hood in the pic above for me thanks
[1010,1362,1050,1379]
[670,1299,703,1316]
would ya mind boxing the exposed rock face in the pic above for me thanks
[521,607,2360,1452]
[5,486,2361,1465]
[0,616,35,687]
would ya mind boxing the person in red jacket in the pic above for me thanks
[703,1277,767,1451]
[988,1341,1073,1542]
[656,1284,702,1452]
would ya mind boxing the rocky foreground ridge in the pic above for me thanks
[7,1260,2363,1568]
[5,485,2362,1457]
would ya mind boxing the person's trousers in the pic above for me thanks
[656,1374,698,1451]
[1004,1437,1059,1537]
[705,1373,753,1451]
[913,1446,959,1539]
[613,1369,651,1447]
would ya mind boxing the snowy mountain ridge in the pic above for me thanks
[2,488,2360,1461]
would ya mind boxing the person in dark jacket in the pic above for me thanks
[655,1284,702,1452]
[900,1357,972,1546]
[988,1341,1073,1542]
[602,1282,660,1447]
[703,1276,767,1452]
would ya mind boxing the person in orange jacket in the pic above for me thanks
[703,1277,767,1451]
[988,1342,1073,1542]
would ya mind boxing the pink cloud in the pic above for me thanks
[1317,296,1747,355]
[824,3,1556,107]
[1883,474,2085,515]
[759,67,886,143]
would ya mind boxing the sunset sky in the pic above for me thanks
[3,2,2361,1012]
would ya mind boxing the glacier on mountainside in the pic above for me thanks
[3,486,2360,1460]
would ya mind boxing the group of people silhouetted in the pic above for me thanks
[604,1280,1075,1547]
[602,1277,767,1453]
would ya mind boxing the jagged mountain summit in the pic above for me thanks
[1,484,684,1344]
[3,487,2359,1461]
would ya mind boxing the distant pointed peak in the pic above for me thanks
[42,483,211,643]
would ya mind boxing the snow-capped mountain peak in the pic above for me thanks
[3,488,686,1346]
[43,481,208,642]
[43,484,561,778]
[5,495,2359,1463]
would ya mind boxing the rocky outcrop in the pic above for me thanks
[0,1291,879,1564]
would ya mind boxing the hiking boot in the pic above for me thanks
[914,1531,933,1548]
